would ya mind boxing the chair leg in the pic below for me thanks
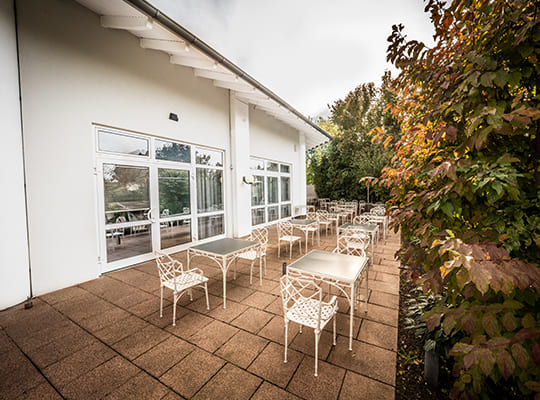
[249,260,254,285]
[289,242,292,260]
[234,259,237,280]
[172,293,178,326]
[160,286,163,318]
[204,282,210,310]
[314,329,320,377]
[284,319,289,363]
[278,241,281,258]
[333,314,337,345]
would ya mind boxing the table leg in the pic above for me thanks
[187,249,191,268]
[370,236,374,266]
[349,284,355,351]
[222,255,227,309]
[305,230,308,252]
[365,266,369,313]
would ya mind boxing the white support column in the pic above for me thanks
[229,94,252,237]
[0,1,31,309]
[295,132,307,213]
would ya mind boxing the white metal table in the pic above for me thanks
[338,223,379,264]
[187,238,260,308]
[290,219,320,251]
[287,250,368,350]
[367,215,388,242]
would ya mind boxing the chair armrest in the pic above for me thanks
[184,267,205,276]
[328,295,338,306]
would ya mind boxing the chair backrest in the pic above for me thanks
[333,234,368,257]
[307,211,318,221]
[277,221,294,237]
[370,206,385,216]
[280,274,323,328]
[353,215,371,224]
[155,251,183,285]
[316,211,330,222]
[250,227,268,252]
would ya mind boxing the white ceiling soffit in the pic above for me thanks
[75,0,331,149]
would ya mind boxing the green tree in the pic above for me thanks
[378,0,540,397]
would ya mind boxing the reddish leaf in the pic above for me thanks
[443,313,457,335]
[463,350,478,369]
[511,343,529,369]
[450,342,474,356]
[482,313,499,337]
[501,312,517,332]
[522,314,535,329]
[531,342,540,364]
[469,262,492,294]
[427,313,442,332]
[478,348,495,376]
[462,313,476,334]
[496,349,515,380]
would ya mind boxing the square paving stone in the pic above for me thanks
[40,286,88,306]
[224,285,255,302]
[231,308,273,334]
[165,310,214,339]
[207,299,248,323]
[248,342,303,388]
[189,319,238,352]
[134,335,194,377]
[14,382,62,400]
[60,355,140,398]
[43,341,116,387]
[103,371,171,400]
[112,323,171,360]
[338,370,395,400]
[215,330,268,368]
[94,315,149,345]
[144,304,189,329]
[286,356,346,400]
[161,348,225,398]
[369,290,399,309]
[184,293,222,314]
[327,335,396,386]
[1,344,47,399]
[78,306,132,333]
[264,297,283,315]
[290,328,336,360]
[363,303,398,327]
[242,291,277,309]
[258,315,299,346]
[250,381,302,400]
[193,363,261,400]
[357,319,397,351]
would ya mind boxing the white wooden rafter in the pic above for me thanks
[100,15,153,31]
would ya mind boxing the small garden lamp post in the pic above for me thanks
[360,176,375,203]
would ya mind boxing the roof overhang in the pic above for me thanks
[75,0,332,150]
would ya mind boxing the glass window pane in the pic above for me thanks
[106,222,151,262]
[281,204,291,218]
[196,148,223,166]
[198,215,224,240]
[281,177,290,202]
[251,176,265,206]
[196,168,223,213]
[268,206,279,222]
[160,219,191,249]
[103,164,150,225]
[98,131,148,156]
[251,208,265,225]
[267,177,278,204]
[158,169,190,217]
[155,140,190,163]
[280,164,290,173]
[250,158,264,170]
[267,161,279,172]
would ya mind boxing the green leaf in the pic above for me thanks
[501,312,518,332]
[441,201,454,218]
[522,314,535,329]
[496,349,515,380]
[478,349,495,376]
[494,70,509,88]
[480,72,496,87]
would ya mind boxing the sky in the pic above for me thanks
[152,0,435,118]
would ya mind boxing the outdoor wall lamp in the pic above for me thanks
[243,175,254,184]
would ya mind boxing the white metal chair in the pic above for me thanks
[370,206,385,216]
[334,233,368,258]
[234,227,268,286]
[277,221,302,259]
[306,212,321,245]
[353,214,371,224]
[155,251,209,326]
[280,274,338,377]
[315,211,333,235]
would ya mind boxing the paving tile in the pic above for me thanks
[111,289,157,309]
[14,382,62,400]
[53,292,116,322]
[251,381,302,400]
[0,329,12,355]
[327,335,396,386]
[94,315,149,345]
[287,356,346,400]
[323,312,362,339]
[231,308,273,334]
[165,310,213,339]
[144,303,190,329]
[338,370,395,400]
[223,285,255,302]
[363,303,398,327]
[134,335,194,377]
[0,343,46,399]
[25,325,98,368]
[40,285,88,305]
[161,348,225,398]
[104,371,171,400]
[369,291,399,309]
[248,342,303,388]
[215,330,268,368]
[42,341,116,387]
[61,355,140,398]
[127,295,166,318]
[8,319,78,353]
[193,363,261,400]
[357,319,397,351]
[184,293,222,314]
[242,291,277,309]
[78,306,132,333]
[113,323,171,360]
[258,315,299,345]
[189,319,238,353]
[264,296,283,315]
[207,299,248,323]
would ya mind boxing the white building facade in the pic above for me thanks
[0,0,330,309]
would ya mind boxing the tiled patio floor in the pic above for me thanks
[0,224,401,399]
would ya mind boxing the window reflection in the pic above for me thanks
[160,219,191,249]
[267,162,279,172]
[196,169,223,213]
[155,140,191,163]
[252,208,265,225]
[281,177,290,202]
[158,169,190,216]
[281,204,291,218]
[268,206,279,222]
[106,223,152,262]
[251,176,265,206]
[98,131,148,156]
[198,215,224,239]
[196,148,223,167]
[267,177,278,204]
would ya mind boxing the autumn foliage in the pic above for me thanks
[375,0,540,398]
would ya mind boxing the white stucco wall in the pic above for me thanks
[249,106,306,209]
[0,1,31,309]
[17,0,230,296]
